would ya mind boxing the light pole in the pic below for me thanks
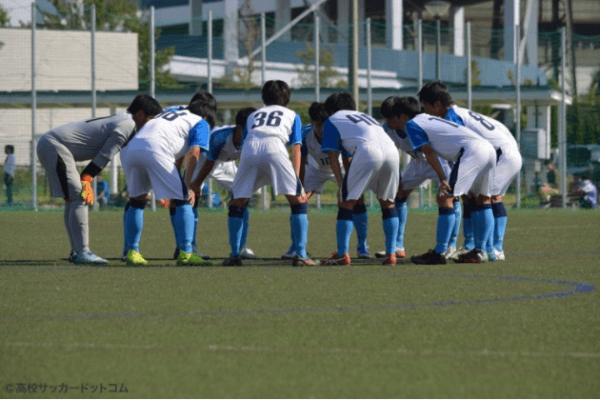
[424,1,450,81]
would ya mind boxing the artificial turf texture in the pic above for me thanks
[0,208,599,398]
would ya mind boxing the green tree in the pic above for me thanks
[295,42,347,88]
[38,0,180,90]
[0,4,9,27]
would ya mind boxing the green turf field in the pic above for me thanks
[1,208,599,398]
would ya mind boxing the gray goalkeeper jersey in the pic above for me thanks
[45,113,136,169]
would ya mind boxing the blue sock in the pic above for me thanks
[240,208,250,248]
[174,202,195,254]
[434,207,455,254]
[125,200,145,252]
[169,207,178,251]
[395,199,408,250]
[191,201,199,251]
[382,207,399,255]
[336,208,354,256]
[227,206,245,257]
[463,198,476,250]
[352,203,369,253]
[291,203,309,258]
[122,203,130,255]
[475,204,493,251]
[448,199,461,249]
[492,202,508,252]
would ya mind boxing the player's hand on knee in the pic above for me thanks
[186,189,196,205]
[80,174,94,205]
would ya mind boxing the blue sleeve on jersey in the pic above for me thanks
[188,119,210,150]
[321,118,341,153]
[163,105,185,113]
[341,147,352,159]
[404,120,429,150]
[207,128,230,161]
[300,125,311,158]
[289,114,303,146]
[445,108,465,126]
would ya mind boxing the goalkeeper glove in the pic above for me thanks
[80,174,94,206]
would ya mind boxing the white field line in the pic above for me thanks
[4,342,600,359]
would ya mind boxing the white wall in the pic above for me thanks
[0,28,138,91]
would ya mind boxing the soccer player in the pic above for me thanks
[224,80,317,267]
[36,94,161,264]
[120,100,215,266]
[375,96,454,260]
[383,96,496,264]
[418,81,522,261]
[281,102,371,259]
[188,107,259,259]
[320,92,400,266]
[163,92,217,260]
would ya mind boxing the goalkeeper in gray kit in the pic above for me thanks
[36,94,162,264]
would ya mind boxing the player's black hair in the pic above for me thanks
[188,100,216,129]
[324,92,356,116]
[5,145,14,153]
[189,91,218,112]
[261,80,291,106]
[235,107,257,128]
[308,102,328,123]
[127,94,162,117]
[418,80,454,107]
[380,96,421,120]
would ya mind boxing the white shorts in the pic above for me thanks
[192,153,237,192]
[36,134,82,200]
[304,164,337,194]
[401,157,452,191]
[449,141,496,197]
[231,138,303,199]
[342,144,399,202]
[121,143,187,200]
[492,146,522,196]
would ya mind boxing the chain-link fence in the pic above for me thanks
[1,2,599,211]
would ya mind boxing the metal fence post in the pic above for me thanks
[560,27,567,209]
[417,19,424,208]
[515,23,522,209]
[31,2,38,211]
[150,6,157,212]
[261,13,268,211]
[91,4,99,211]
[207,10,214,209]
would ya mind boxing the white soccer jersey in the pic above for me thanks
[446,105,518,152]
[301,125,351,172]
[130,109,209,160]
[405,113,489,162]
[322,110,399,201]
[405,113,496,197]
[206,125,241,162]
[321,110,395,155]
[244,105,302,146]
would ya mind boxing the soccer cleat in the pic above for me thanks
[292,255,320,267]
[120,251,127,262]
[410,249,447,265]
[222,256,243,266]
[72,251,108,265]
[176,250,213,266]
[455,248,486,264]
[322,251,351,266]
[487,250,497,262]
[173,247,180,260]
[375,248,406,259]
[382,253,397,265]
[357,246,371,259]
[281,246,297,260]
[192,245,211,260]
[240,246,258,259]
[441,246,456,259]
[68,251,76,263]
[453,246,473,258]
[126,249,148,266]
[494,248,505,261]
